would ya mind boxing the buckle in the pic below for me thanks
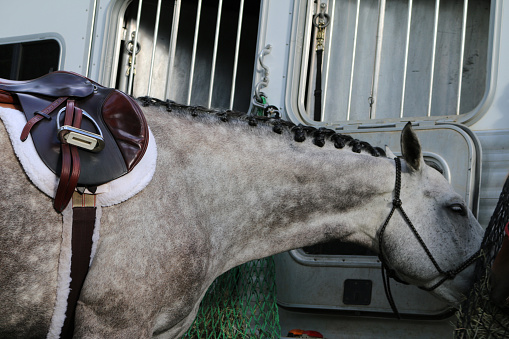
[56,107,105,152]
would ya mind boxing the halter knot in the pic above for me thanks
[392,198,402,207]
[443,270,456,280]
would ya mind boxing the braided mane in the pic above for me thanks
[139,97,386,158]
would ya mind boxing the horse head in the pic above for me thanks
[377,123,483,306]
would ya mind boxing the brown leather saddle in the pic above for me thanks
[0,71,149,211]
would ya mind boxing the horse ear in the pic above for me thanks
[400,122,423,172]
[385,146,396,159]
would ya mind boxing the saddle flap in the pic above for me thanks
[16,92,129,187]
[102,90,149,171]
[0,71,95,98]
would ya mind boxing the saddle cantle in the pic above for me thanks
[0,71,149,211]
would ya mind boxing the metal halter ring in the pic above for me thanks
[312,12,330,28]
[56,107,105,152]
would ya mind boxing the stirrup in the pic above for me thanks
[57,107,105,152]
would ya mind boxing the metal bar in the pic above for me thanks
[187,0,202,105]
[400,0,413,118]
[300,0,315,115]
[127,0,143,96]
[427,0,440,117]
[10,44,21,80]
[346,0,361,121]
[456,0,468,115]
[208,0,223,108]
[85,0,98,78]
[322,0,334,121]
[369,0,386,119]
[147,0,162,96]
[164,0,181,100]
[229,0,245,110]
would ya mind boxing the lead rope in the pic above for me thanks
[382,262,400,318]
[312,3,329,122]
[378,157,403,318]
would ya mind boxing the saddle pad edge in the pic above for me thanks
[97,127,157,207]
[0,106,58,198]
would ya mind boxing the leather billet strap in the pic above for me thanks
[18,97,86,212]
[20,96,68,141]
[60,192,97,339]
[53,100,82,212]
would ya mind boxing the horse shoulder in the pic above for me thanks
[0,121,62,336]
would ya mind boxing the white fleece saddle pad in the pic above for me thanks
[0,106,157,206]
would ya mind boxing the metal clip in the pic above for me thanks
[57,108,105,152]
[254,44,272,103]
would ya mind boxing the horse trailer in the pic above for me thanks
[1,0,507,337]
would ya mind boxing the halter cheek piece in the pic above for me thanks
[377,157,482,318]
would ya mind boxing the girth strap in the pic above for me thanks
[61,192,96,338]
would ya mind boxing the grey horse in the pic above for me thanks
[0,101,483,338]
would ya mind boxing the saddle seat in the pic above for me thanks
[0,72,97,97]
[0,71,149,211]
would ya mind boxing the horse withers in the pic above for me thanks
[0,100,483,338]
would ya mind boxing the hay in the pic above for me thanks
[455,265,509,338]
[455,174,509,338]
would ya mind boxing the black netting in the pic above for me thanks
[455,176,509,338]
[182,257,280,338]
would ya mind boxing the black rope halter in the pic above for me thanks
[378,157,482,318]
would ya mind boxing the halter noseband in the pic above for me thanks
[378,157,482,318]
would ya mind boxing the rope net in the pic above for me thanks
[455,176,509,338]
[182,257,280,338]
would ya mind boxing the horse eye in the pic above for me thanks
[449,203,467,216]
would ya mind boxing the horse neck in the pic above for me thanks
[166,114,397,274]
[224,153,394,268]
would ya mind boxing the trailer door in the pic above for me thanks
[277,0,490,320]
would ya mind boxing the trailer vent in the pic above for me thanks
[343,279,372,306]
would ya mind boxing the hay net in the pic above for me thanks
[182,256,280,338]
[455,176,509,338]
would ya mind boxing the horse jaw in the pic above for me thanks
[429,265,477,306]
[400,175,483,306]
